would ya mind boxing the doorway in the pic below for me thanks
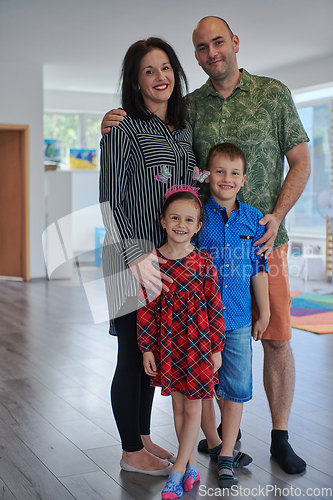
[0,125,30,280]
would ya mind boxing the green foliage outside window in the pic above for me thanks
[43,113,102,167]
[84,117,101,150]
[44,113,79,165]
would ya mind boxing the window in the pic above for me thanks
[82,116,102,150]
[43,113,102,168]
[286,99,332,236]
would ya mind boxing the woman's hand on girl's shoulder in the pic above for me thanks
[129,251,173,294]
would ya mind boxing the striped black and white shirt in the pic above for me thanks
[99,113,197,327]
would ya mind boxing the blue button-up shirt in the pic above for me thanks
[198,197,268,331]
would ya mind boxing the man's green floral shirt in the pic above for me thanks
[186,69,309,250]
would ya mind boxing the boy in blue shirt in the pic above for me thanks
[198,143,270,488]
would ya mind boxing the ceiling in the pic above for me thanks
[0,0,332,94]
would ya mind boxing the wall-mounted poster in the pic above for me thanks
[44,139,61,163]
[290,242,303,257]
[70,149,97,169]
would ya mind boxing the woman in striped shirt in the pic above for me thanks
[100,37,197,475]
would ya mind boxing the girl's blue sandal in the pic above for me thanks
[183,464,200,492]
[161,470,184,499]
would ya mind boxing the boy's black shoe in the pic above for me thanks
[197,422,241,454]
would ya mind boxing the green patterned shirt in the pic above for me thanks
[186,69,309,250]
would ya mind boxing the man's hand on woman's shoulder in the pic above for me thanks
[101,108,127,135]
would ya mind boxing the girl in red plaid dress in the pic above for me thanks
[137,186,225,499]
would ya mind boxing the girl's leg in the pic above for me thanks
[112,310,169,471]
[171,393,202,473]
[162,394,202,498]
[172,392,185,445]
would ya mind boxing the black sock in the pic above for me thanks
[270,430,306,474]
[217,421,241,442]
[208,443,222,461]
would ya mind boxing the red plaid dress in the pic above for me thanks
[137,248,225,400]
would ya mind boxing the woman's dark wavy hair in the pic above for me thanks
[121,37,188,130]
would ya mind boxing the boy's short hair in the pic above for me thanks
[206,142,247,174]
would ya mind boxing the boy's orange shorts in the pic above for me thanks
[251,242,292,341]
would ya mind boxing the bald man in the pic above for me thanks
[188,16,309,480]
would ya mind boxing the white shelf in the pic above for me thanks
[44,170,102,279]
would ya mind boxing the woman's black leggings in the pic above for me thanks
[112,308,155,452]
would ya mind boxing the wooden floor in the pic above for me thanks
[0,271,332,500]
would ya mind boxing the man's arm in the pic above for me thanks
[254,141,311,254]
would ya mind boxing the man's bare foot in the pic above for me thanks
[141,434,175,461]
[122,448,170,471]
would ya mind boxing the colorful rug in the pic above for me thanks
[290,291,333,334]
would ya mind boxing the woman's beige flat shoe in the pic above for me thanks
[120,459,172,476]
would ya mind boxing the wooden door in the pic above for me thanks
[0,125,30,280]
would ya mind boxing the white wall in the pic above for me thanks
[0,60,45,278]
[44,89,121,114]
[260,54,333,92]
